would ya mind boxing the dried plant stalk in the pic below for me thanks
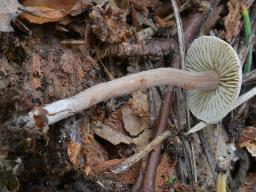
[103,39,177,57]
[28,68,218,125]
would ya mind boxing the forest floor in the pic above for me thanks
[1,0,256,191]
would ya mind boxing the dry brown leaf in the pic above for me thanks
[20,0,85,24]
[93,123,134,145]
[0,0,21,32]
[67,141,81,168]
[21,0,78,9]
[122,91,150,136]
[104,108,126,134]
[239,127,256,157]
[132,129,151,150]
[224,0,242,41]
[21,7,69,24]
[128,91,149,117]
[122,107,149,136]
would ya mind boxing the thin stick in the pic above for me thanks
[243,69,256,84]
[103,39,177,57]
[171,0,185,69]
[198,131,217,179]
[111,130,171,174]
[140,87,174,191]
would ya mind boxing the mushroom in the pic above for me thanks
[186,36,241,123]
[28,36,242,126]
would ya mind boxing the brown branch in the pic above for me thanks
[103,39,177,57]
[140,87,174,192]
[243,69,256,84]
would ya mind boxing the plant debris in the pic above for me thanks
[1,0,256,191]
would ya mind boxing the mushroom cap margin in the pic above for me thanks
[185,36,242,123]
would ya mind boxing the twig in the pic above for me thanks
[146,60,160,124]
[96,52,115,80]
[198,131,217,179]
[164,1,190,21]
[102,39,177,57]
[140,87,174,191]
[111,130,171,174]
[171,0,185,69]
[243,69,256,84]
[60,40,84,45]
[187,87,256,134]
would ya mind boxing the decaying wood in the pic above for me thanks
[1,0,256,191]
[103,39,178,57]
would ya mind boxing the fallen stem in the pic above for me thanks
[28,68,218,125]
[111,130,171,174]
[140,87,174,191]
[243,69,256,84]
[102,39,177,57]
[171,0,185,69]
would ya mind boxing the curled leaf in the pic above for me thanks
[20,0,85,24]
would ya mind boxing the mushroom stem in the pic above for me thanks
[31,68,219,125]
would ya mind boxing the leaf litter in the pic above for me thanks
[0,0,256,191]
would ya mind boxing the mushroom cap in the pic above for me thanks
[186,36,242,123]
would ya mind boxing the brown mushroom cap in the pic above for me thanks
[186,36,242,123]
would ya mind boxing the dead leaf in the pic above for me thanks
[21,0,78,9]
[104,108,126,134]
[122,108,149,136]
[67,141,81,168]
[0,0,21,32]
[21,7,70,24]
[84,165,91,176]
[128,91,149,117]
[20,0,85,24]
[239,127,256,157]
[93,122,134,145]
[122,91,150,136]
[224,0,242,41]
[132,129,151,151]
